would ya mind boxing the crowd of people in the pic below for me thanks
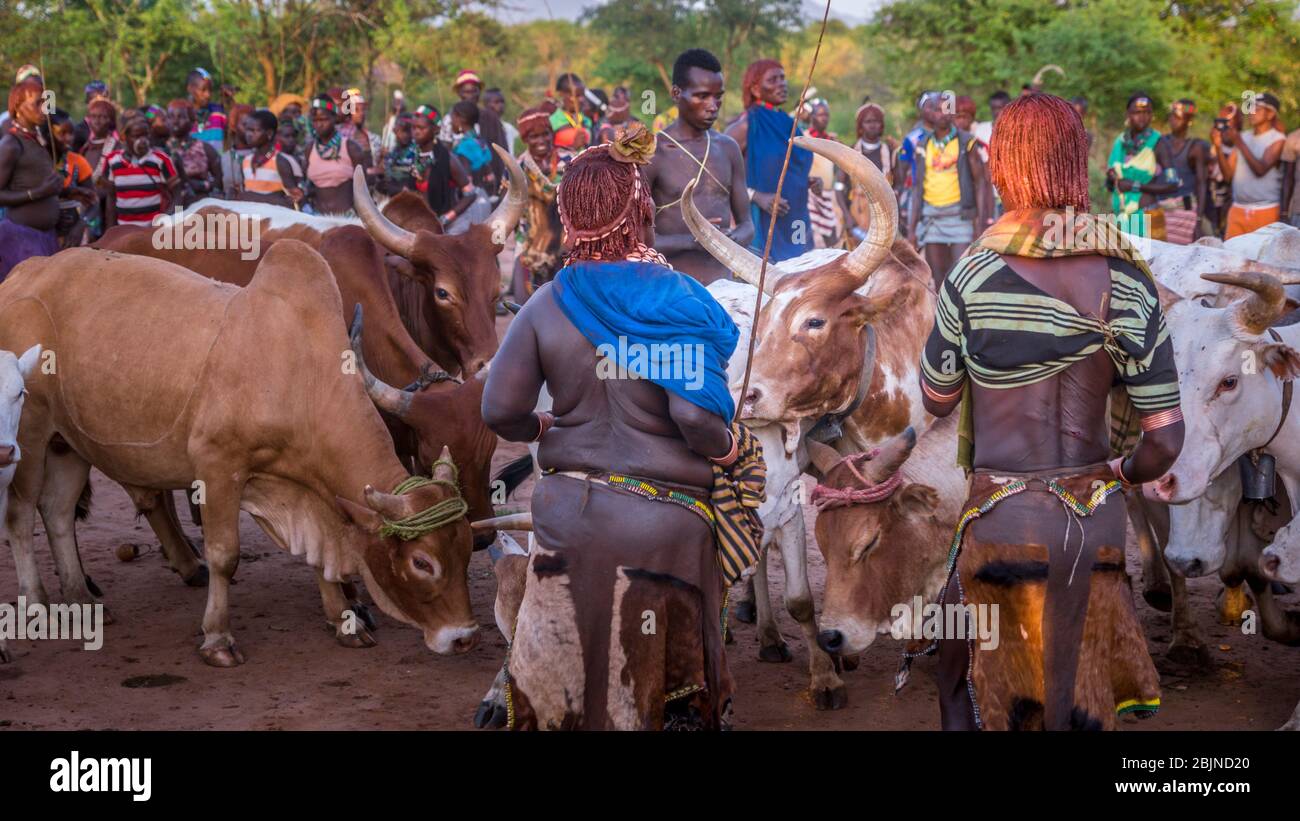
[2,52,1297,287]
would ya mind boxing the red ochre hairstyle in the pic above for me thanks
[8,77,44,121]
[989,91,1090,212]
[742,58,782,109]
[557,145,654,264]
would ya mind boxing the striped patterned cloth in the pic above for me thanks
[921,209,1180,469]
[104,149,177,224]
[710,422,766,585]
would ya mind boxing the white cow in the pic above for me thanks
[0,344,44,663]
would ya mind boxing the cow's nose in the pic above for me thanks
[452,629,479,654]
[1150,473,1176,501]
[0,445,16,466]
[817,629,844,654]
[1168,554,1204,578]
[1261,552,1281,577]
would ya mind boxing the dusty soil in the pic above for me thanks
[2,314,1298,731]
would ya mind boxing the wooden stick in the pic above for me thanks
[734,0,834,423]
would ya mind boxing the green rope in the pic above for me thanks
[378,457,469,540]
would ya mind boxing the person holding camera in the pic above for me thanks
[1213,93,1286,239]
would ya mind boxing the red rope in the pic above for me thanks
[810,449,904,509]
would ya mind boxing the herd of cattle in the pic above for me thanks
[0,137,1298,730]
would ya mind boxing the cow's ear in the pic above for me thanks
[891,484,939,518]
[1261,342,1300,381]
[336,495,384,533]
[1155,282,1182,313]
[845,292,894,329]
[384,253,420,282]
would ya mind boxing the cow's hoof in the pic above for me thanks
[474,698,509,729]
[840,653,861,672]
[758,642,792,663]
[733,600,757,624]
[724,629,735,645]
[84,574,104,598]
[182,564,209,588]
[199,642,245,667]
[812,684,848,711]
[1142,584,1173,613]
[335,625,377,649]
[348,602,377,632]
[1166,640,1212,670]
[1216,583,1250,625]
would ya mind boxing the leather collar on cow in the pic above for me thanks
[807,324,877,444]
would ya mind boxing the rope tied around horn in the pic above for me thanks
[378,456,468,540]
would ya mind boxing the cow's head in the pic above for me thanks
[0,344,40,470]
[1150,272,1300,504]
[1261,521,1300,585]
[809,430,949,657]
[352,146,526,376]
[683,136,903,425]
[336,448,478,655]
[1165,466,1239,578]
[350,306,498,550]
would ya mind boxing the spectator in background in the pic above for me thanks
[338,87,382,176]
[452,70,508,185]
[381,89,407,154]
[219,104,254,199]
[895,91,937,221]
[380,113,418,195]
[1155,99,1210,243]
[144,105,169,148]
[1214,92,1286,238]
[1282,120,1300,228]
[73,80,110,153]
[187,67,227,153]
[449,100,497,191]
[165,99,222,206]
[81,98,120,184]
[1106,93,1177,238]
[49,109,97,246]
[484,88,518,153]
[103,114,179,228]
[0,76,63,279]
[551,73,592,155]
[805,99,842,248]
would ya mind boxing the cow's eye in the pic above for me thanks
[435,288,451,300]
[1218,375,1238,394]
[851,533,879,564]
[805,317,826,329]
[412,556,434,574]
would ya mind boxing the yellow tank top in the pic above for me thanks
[923,137,961,208]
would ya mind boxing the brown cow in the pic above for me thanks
[0,243,478,666]
[808,419,963,659]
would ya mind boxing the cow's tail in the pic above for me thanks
[494,454,535,500]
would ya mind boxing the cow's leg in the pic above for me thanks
[753,551,791,662]
[732,576,757,624]
[1247,574,1300,644]
[36,446,100,610]
[1129,495,1172,612]
[7,426,52,606]
[780,517,845,709]
[1153,499,1212,667]
[316,571,376,648]
[195,476,245,667]
[121,487,208,586]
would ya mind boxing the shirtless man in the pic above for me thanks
[0,77,63,280]
[481,124,751,729]
[919,93,1183,731]
[305,94,371,214]
[646,48,753,285]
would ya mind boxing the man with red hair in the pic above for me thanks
[725,58,812,262]
[482,123,762,729]
[916,93,1183,731]
[0,77,63,280]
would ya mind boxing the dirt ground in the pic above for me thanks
[2,313,1298,731]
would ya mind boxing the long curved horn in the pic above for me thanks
[794,135,896,286]
[353,165,417,259]
[487,144,527,244]
[470,512,533,532]
[1201,271,1288,334]
[349,304,415,419]
[1242,259,1300,286]
[680,177,771,293]
[805,439,843,478]
[1032,64,1065,86]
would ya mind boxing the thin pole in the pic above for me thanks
[735,0,834,423]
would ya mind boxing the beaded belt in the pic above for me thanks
[544,469,715,528]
